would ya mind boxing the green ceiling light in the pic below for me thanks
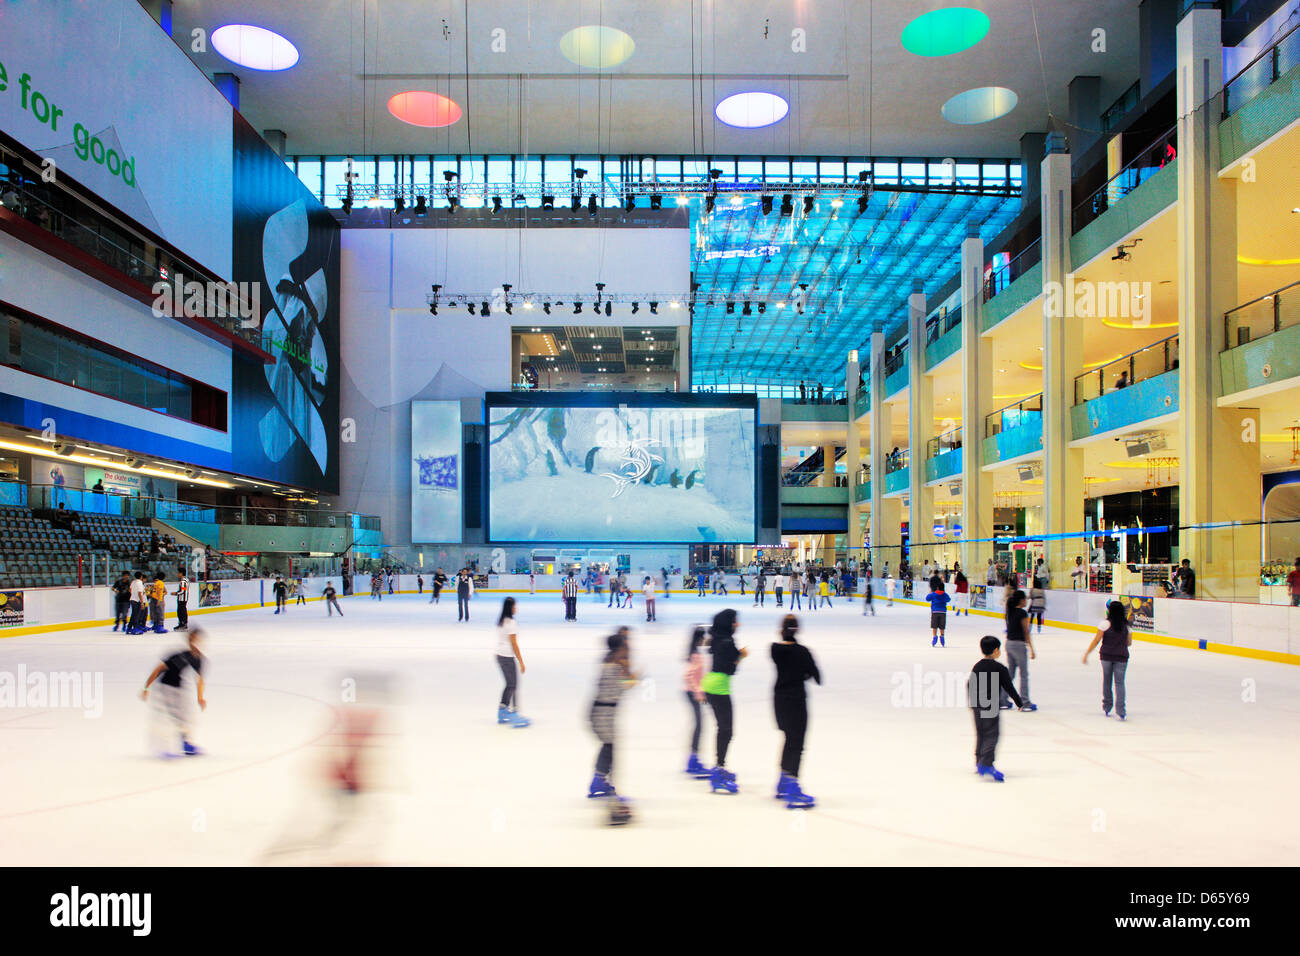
[559,25,635,68]
[901,8,991,57]
[941,86,1018,124]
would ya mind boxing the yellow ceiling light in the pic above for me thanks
[993,390,1043,400]
[1103,458,1180,469]
[1100,318,1179,329]
[1238,255,1300,266]
[0,438,234,488]
[1019,354,1123,372]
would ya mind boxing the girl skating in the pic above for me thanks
[701,609,747,793]
[683,626,711,778]
[1083,600,1132,719]
[587,628,639,825]
[495,597,530,727]
[772,615,820,808]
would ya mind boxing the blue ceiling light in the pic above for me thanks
[941,87,1019,124]
[211,24,300,71]
[715,92,789,129]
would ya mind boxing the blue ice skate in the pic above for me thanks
[1019,703,1038,712]
[976,764,1005,782]
[784,781,815,809]
[588,773,616,798]
[497,706,512,724]
[685,754,711,778]
[709,766,738,794]
[181,740,203,756]
[508,711,531,728]
[775,773,795,799]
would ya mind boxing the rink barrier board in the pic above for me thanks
[4,578,1300,665]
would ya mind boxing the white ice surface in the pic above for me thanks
[1,591,1299,866]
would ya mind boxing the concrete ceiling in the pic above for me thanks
[177,0,1142,157]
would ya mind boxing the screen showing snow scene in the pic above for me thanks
[411,401,463,542]
[487,399,756,543]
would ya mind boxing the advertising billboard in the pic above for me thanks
[486,393,756,544]
[411,401,463,543]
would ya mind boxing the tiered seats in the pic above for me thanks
[0,506,87,588]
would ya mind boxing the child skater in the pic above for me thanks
[772,615,820,809]
[968,635,1025,781]
[1082,600,1132,720]
[701,609,747,793]
[787,570,801,611]
[1028,578,1047,633]
[818,572,832,609]
[927,576,951,647]
[587,628,639,825]
[753,569,766,607]
[885,570,896,607]
[683,626,712,778]
[642,576,656,622]
[140,626,207,757]
[323,581,344,617]
[861,573,875,616]
[1001,590,1037,711]
[495,597,530,727]
[953,564,970,616]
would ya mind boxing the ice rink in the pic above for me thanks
[2,588,1298,866]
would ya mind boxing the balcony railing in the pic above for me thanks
[926,429,963,459]
[883,348,907,378]
[1072,126,1177,235]
[925,307,961,345]
[884,448,910,474]
[1073,334,1179,405]
[1100,80,1141,135]
[1223,20,1300,118]
[985,393,1043,438]
[1224,279,1300,349]
[982,238,1041,302]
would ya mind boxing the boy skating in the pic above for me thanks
[140,627,207,758]
[968,636,1026,781]
[926,578,951,646]
[324,582,343,616]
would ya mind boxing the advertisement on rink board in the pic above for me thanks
[0,589,24,627]
[1118,594,1155,632]
[198,582,222,608]
[968,584,988,610]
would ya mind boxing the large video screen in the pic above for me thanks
[411,401,463,543]
[487,394,756,543]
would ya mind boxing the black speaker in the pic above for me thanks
[464,441,483,528]
[761,443,779,528]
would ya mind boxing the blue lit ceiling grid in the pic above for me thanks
[688,187,1020,390]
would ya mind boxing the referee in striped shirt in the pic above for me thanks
[563,571,579,621]
[172,570,190,631]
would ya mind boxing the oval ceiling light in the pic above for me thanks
[715,91,789,129]
[901,8,991,57]
[387,91,463,127]
[211,24,300,71]
[559,25,635,68]
[941,86,1018,124]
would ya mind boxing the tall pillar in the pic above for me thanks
[869,330,901,570]
[907,281,935,567]
[1176,6,1258,600]
[1041,133,1086,574]
[821,443,836,489]
[846,351,864,557]
[1019,133,1046,213]
[959,227,993,573]
[1067,75,1102,157]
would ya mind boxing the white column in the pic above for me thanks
[907,282,935,564]
[959,228,993,572]
[869,330,901,563]
[846,351,863,555]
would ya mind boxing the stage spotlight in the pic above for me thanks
[709,168,722,180]
[761,195,773,215]
[803,195,815,215]
[492,196,503,214]
[543,302,552,315]
[857,194,869,214]
[604,301,612,317]
[650,194,662,210]
[574,167,587,180]
[468,302,477,315]
[341,196,353,214]
[481,301,490,316]
[428,303,437,315]
[705,194,715,213]
[571,193,581,211]
[742,301,752,316]
[631,301,640,314]
[588,194,598,216]
[780,194,793,216]
[725,301,735,315]
[414,194,427,216]
[649,301,659,315]
[443,170,459,182]
[505,302,513,315]
[395,196,406,213]
[448,197,460,214]
[574,301,583,315]
[542,195,555,209]
[624,195,636,212]
[758,302,767,314]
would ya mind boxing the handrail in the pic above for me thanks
[1072,333,1178,404]
[984,392,1043,437]
[1223,278,1300,350]
[1072,125,1177,232]
[983,237,1041,302]
[1222,18,1300,117]
[1225,278,1300,317]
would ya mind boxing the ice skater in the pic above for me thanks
[968,635,1025,781]
[456,568,472,621]
[861,575,875,616]
[417,573,424,595]
[295,574,307,606]
[1001,590,1037,711]
[112,572,131,632]
[140,626,207,758]
[774,571,785,608]
[772,615,819,808]
[818,573,832,609]
[642,576,656,622]
[587,628,639,824]
[683,626,712,778]
[1082,600,1132,720]
[323,582,343,616]
[149,572,168,633]
[927,576,951,647]
[953,564,970,616]
[1028,578,1046,633]
[127,572,147,634]
[753,570,766,607]
[715,571,728,597]
[738,569,747,596]
[701,609,746,793]
[274,575,288,613]
[563,570,579,621]
[788,571,801,611]
[696,572,708,597]
[431,568,447,604]
[172,571,190,631]
[495,597,530,727]
[885,572,895,607]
